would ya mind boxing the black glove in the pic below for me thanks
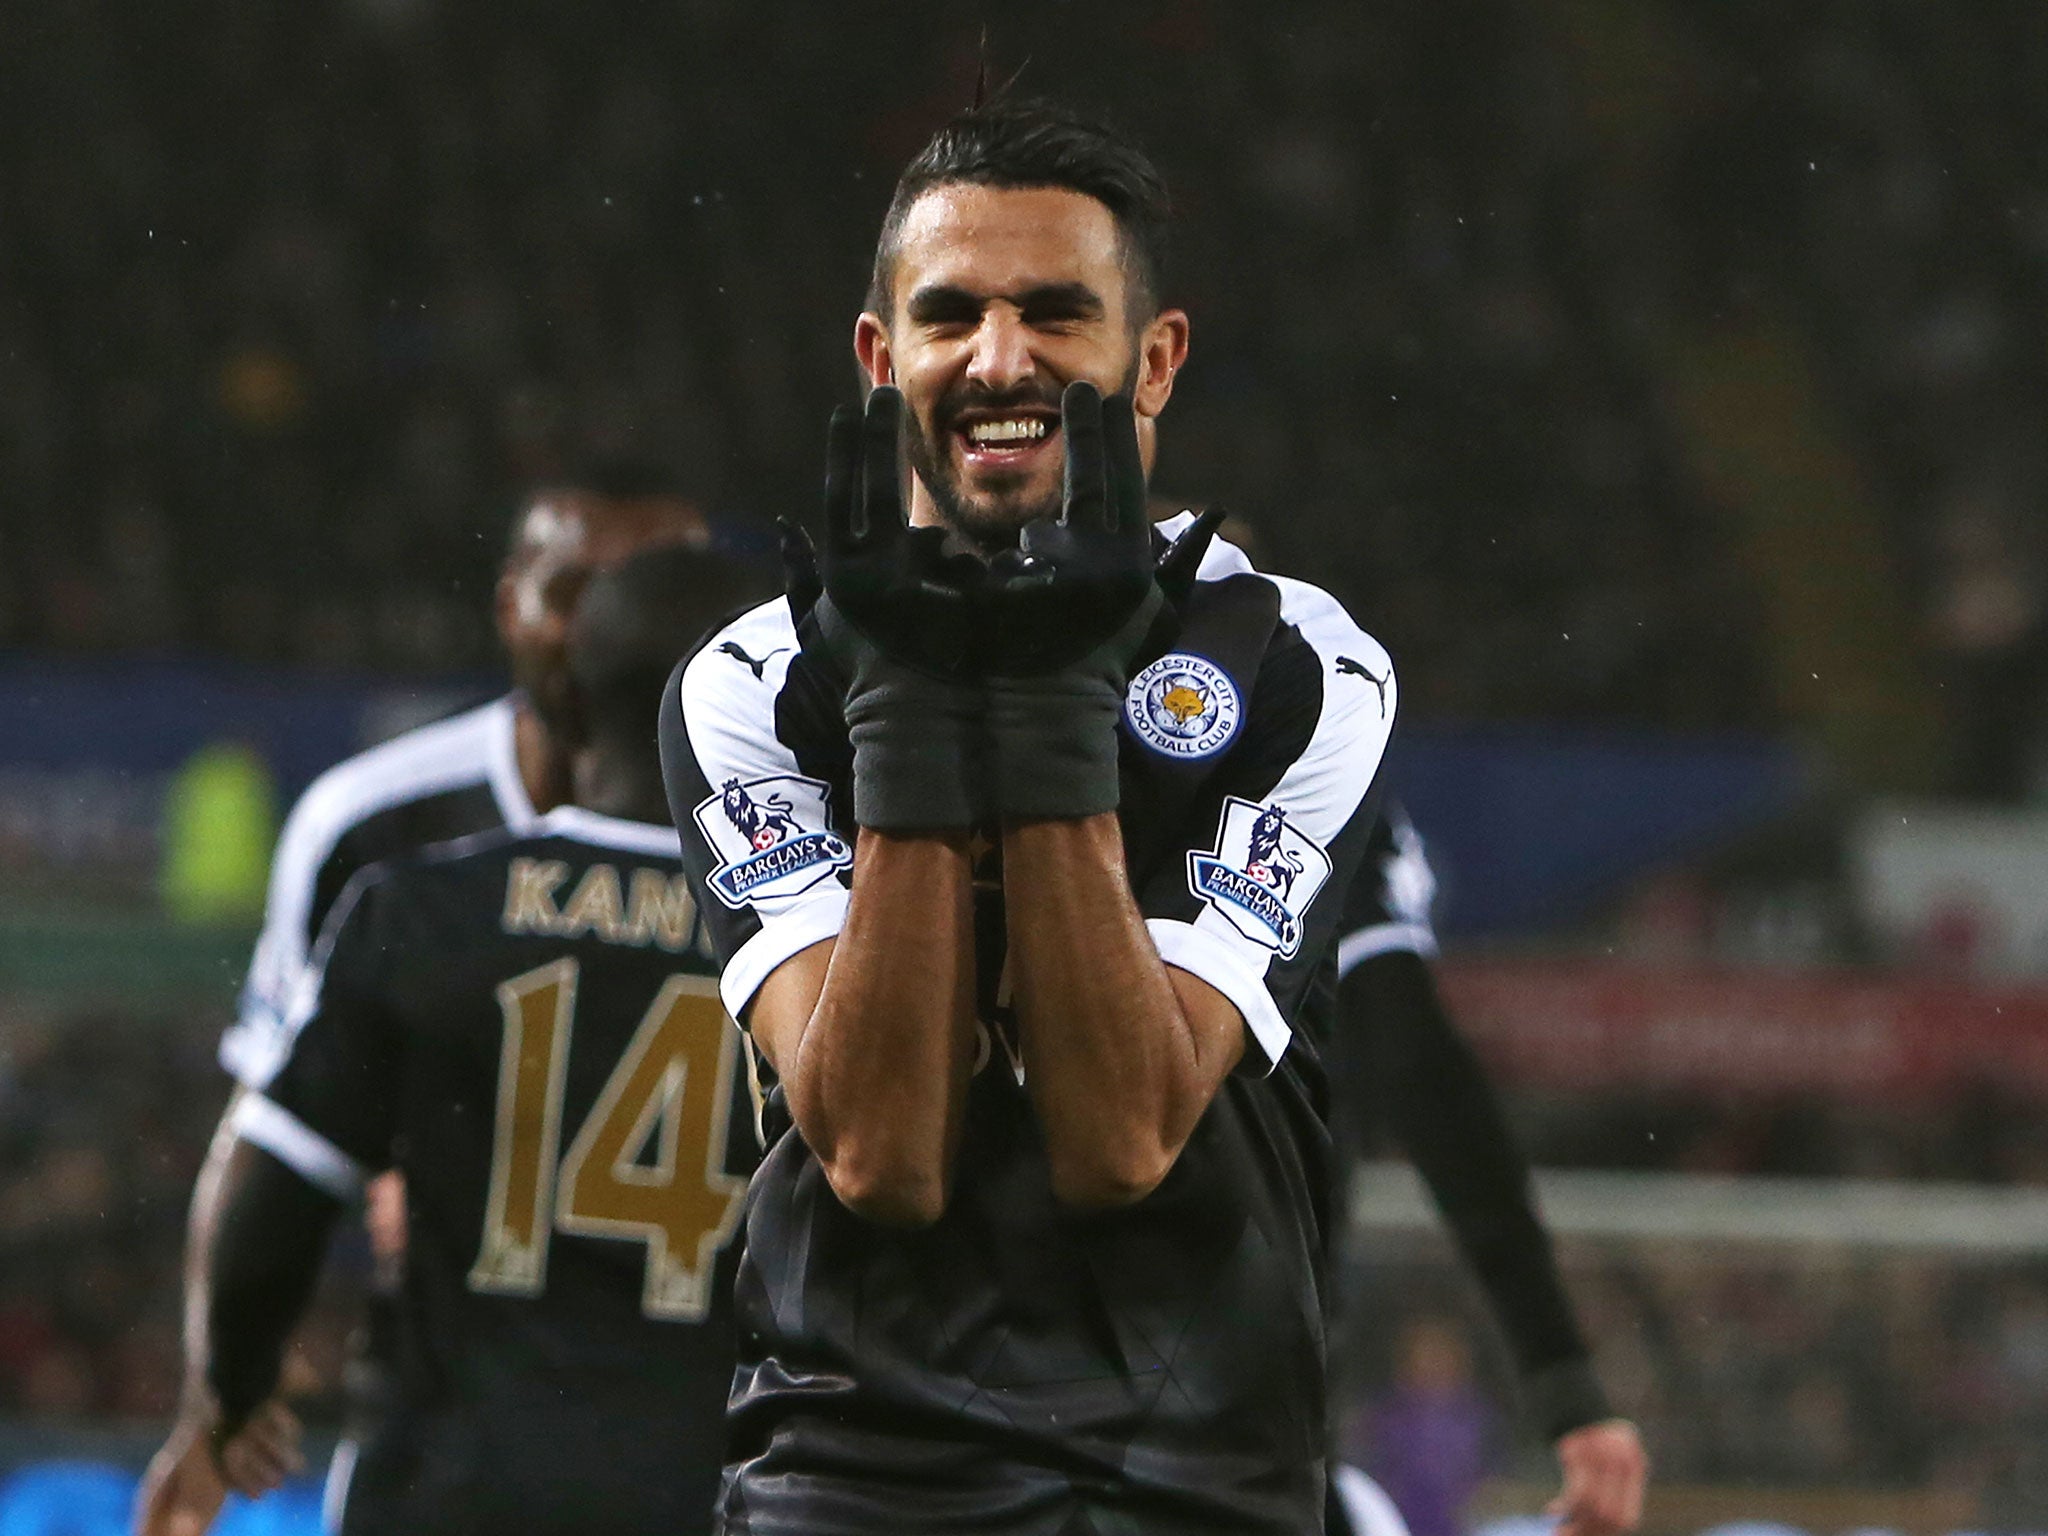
[980,382,1168,820]
[803,387,987,831]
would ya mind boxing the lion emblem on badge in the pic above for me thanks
[1185,795,1334,959]
[693,773,853,911]
[720,777,802,852]
[1244,804,1306,897]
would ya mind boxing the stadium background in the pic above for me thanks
[3,1,2047,1531]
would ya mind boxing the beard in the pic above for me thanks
[900,360,1136,552]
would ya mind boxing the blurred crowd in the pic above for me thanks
[0,1008,198,1424]
[0,1006,350,1427]
[6,0,2042,777]
[1342,1245,2048,1515]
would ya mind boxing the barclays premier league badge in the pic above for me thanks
[693,774,852,910]
[1124,652,1243,759]
[1187,797,1333,958]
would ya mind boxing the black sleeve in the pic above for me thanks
[1340,948,1612,1438]
[207,1143,344,1429]
[254,871,406,1178]
[1130,617,1398,1070]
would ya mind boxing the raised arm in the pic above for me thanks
[989,386,1391,1205]
[1002,814,1244,1204]
[662,390,984,1226]
[746,831,978,1225]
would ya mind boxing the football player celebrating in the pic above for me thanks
[661,98,1395,1533]
[165,546,761,1535]
[138,466,716,1535]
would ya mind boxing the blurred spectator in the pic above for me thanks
[1350,1316,1499,1536]
[157,741,278,926]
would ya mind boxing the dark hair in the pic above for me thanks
[504,457,702,569]
[568,546,766,749]
[868,96,1173,321]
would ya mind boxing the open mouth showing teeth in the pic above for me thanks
[963,417,1053,446]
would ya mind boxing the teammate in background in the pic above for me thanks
[136,465,718,1536]
[1182,509,1646,1536]
[1324,810,1648,1536]
[662,98,1395,1532]
[153,547,762,1535]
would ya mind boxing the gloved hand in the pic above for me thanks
[980,382,1218,819]
[795,386,987,831]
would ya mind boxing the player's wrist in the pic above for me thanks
[984,670,1123,819]
[982,587,1159,819]
[1523,1356,1615,1443]
[841,661,985,830]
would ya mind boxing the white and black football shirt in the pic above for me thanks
[660,517,1399,1536]
[220,696,536,1089]
[232,807,752,1536]
[1334,808,1440,977]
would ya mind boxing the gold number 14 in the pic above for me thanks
[469,959,748,1322]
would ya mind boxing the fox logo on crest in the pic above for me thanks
[1159,682,1209,725]
[1125,652,1243,759]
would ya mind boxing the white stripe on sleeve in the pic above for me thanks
[1149,917,1294,1069]
[719,887,851,1020]
[1337,921,1440,976]
[230,1094,370,1201]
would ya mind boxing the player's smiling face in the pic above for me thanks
[857,182,1188,547]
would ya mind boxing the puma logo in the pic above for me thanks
[1335,655,1388,716]
[717,641,789,681]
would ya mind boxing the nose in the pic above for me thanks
[964,305,1034,394]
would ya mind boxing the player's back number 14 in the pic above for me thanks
[469,960,747,1322]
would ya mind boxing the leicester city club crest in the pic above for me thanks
[1186,796,1333,958]
[1124,652,1243,760]
[692,774,852,910]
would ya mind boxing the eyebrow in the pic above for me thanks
[904,282,1108,324]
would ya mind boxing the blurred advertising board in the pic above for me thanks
[0,657,1806,932]
[1853,801,2048,978]
[1439,957,2048,1104]
[1387,725,1805,938]
[0,657,484,893]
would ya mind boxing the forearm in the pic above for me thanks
[1005,814,1241,1206]
[179,1089,246,1403]
[206,1142,341,1430]
[779,830,977,1224]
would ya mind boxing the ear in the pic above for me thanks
[854,312,895,388]
[1132,308,1189,421]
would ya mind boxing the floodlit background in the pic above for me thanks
[3,1,2046,1532]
